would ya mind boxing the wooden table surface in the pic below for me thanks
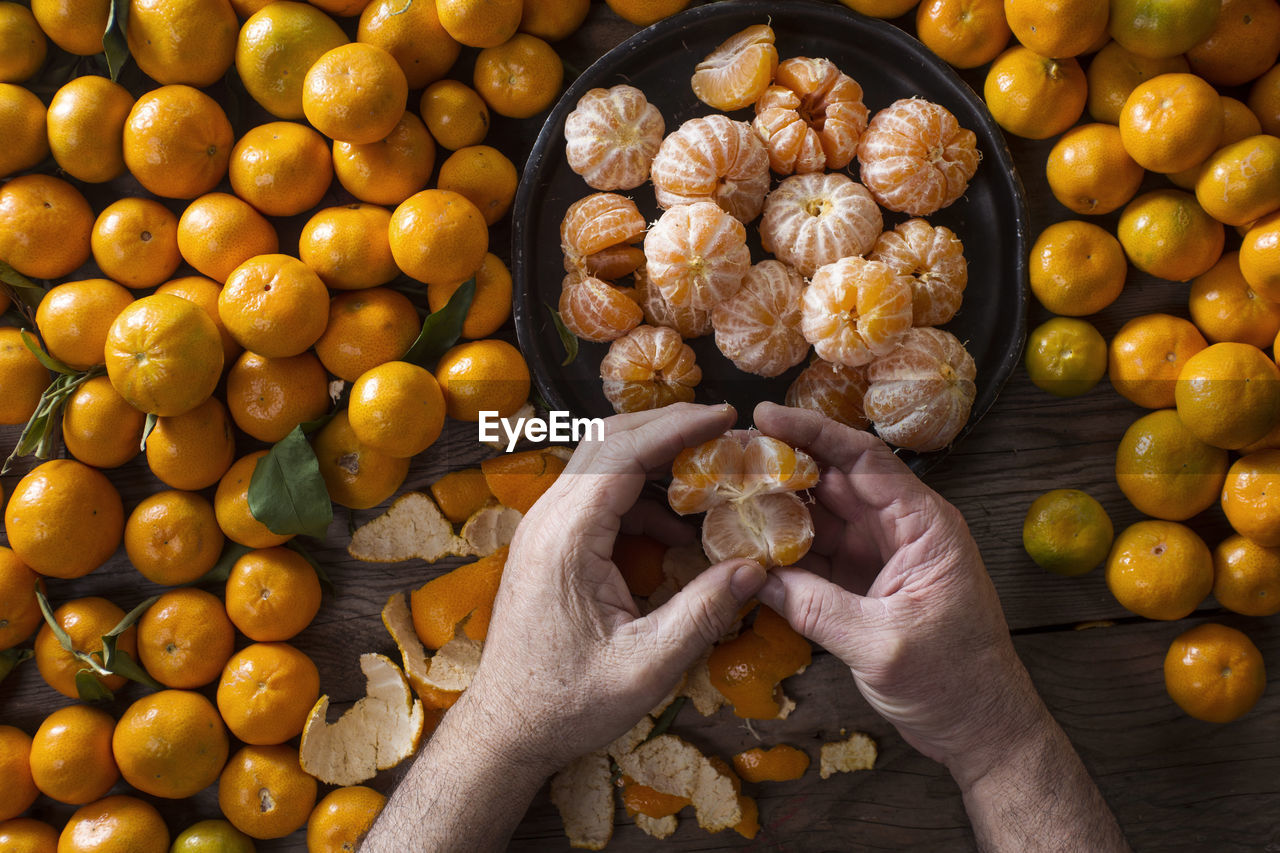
[3,2,1278,851]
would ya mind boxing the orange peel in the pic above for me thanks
[819,730,877,779]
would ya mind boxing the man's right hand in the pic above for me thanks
[751,401,1046,787]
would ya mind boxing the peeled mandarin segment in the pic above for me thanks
[635,266,712,338]
[857,97,981,216]
[754,56,867,174]
[600,325,701,414]
[743,437,819,496]
[565,84,665,191]
[759,172,883,278]
[710,260,809,378]
[644,201,751,311]
[785,358,871,430]
[690,24,779,112]
[650,114,771,223]
[560,192,647,269]
[864,327,977,452]
[669,436,745,514]
[558,274,643,343]
[702,491,815,568]
[801,256,914,368]
[584,245,645,280]
[868,218,968,327]
[732,744,810,783]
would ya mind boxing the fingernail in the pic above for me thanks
[757,573,785,607]
[730,561,767,602]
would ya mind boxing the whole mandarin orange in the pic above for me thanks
[1212,533,1280,616]
[0,83,49,178]
[125,0,237,86]
[0,326,49,425]
[1115,408,1228,521]
[357,0,460,88]
[348,361,446,458]
[1175,341,1280,449]
[229,121,334,217]
[305,786,387,853]
[177,193,280,283]
[216,642,319,745]
[311,410,410,509]
[35,279,135,371]
[137,587,235,688]
[104,293,225,416]
[389,189,488,288]
[0,547,44,651]
[5,460,123,580]
[112,689,229,799]
[90,198,181,290]
[33,596,135,697]
[154,274,242,366]
[473,33,564,119]
[124,490,225,586]
[29,704,118,805]
[123,85,234,199]
[214,452,296,549]
[226,350,331,443]
[1164,622,1266,722]
[331,111,436,206]
[218,744,316,840]
[57,795,169,853]
[218,254,329,358]
[61,375,146,469]
[302,42,407,144]
[298,204,399,290]
[1105,520,1213,620]
[313,287,420,382]
[145,396,236,491]
[235,1,348,120]
[0,174,93,279]
[225,547,322,641]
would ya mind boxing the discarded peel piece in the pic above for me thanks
[298,653,425,786]
[634,813,678,839]
[819,730,877,779]
[708,605,812,719]
[481,446,571,514]
[551,750,614,851]
[348,492,467,563]
[458,502,522,557]
[732,744,811,782]
[621,775,691,819]
[421,622,482,693]
[409,546,508,650]
[613,733,743,833]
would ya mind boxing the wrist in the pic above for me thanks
[444,676,560,787]
[947,693,1055,794]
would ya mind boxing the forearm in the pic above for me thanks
[954,703,1130,853]
[362,691,551,853]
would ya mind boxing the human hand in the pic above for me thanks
[752,402,1048,787]
[458,402,768,776]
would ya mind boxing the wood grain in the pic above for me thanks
[2,2,1278,851]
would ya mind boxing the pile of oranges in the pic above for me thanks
[967,0,1280,726]
[0,0,625,848]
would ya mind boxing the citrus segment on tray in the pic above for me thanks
[561,192,647,272]
[600,325,702,414]
[559,274,644,343]
[857,97,980,216]
[650,114,771,223]
[786,358,871,430]
[759,172,882,277]
[754,56,867,174]
[564,84,665,191]
[691,23,778,112]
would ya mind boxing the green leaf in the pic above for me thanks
[3,366,105,475]
[20,330,76,375]
[101,645,163,692]
[403,278,475,368]
[102,0,130,81]
[248,426,334,538]
[645,696,687,744]
[547,304,579,367]
[36,589,75,653]
[140,412,158,452]
[299,411,336,435]
[104,595,159,643]
[75,670,114,702]
[285,540,334,594]
[0,261,47,317]
[197,541,254,585]
[0,649,33,684]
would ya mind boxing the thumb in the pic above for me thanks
[627,559,767,671]
[757,566,870,667]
